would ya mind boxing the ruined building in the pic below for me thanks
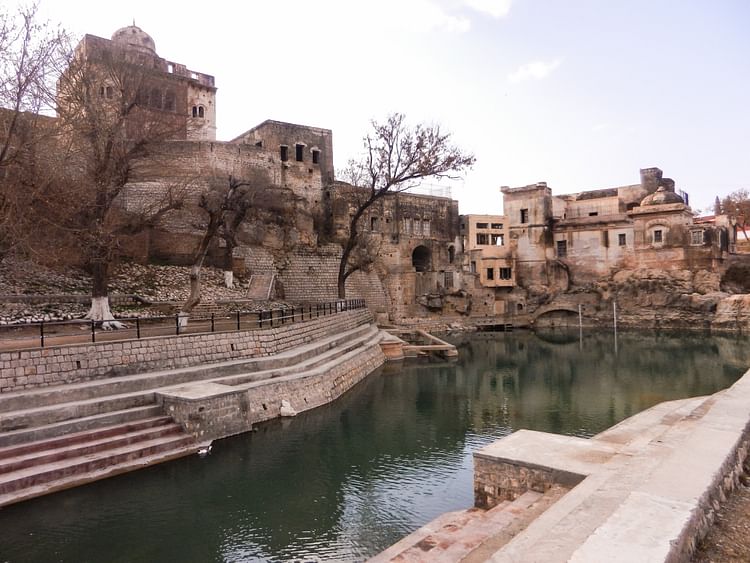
[16,24,747,327]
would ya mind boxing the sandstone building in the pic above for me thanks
[6,24,748,328]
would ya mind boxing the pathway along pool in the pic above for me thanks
[1,330,748,562]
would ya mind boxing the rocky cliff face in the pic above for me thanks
[532,267,750,332]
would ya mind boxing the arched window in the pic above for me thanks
[192,106,198,118]
[412,245,431,272]
[198,106,205,118]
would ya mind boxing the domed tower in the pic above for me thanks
[111,24,157,56]
[639,184,684,207]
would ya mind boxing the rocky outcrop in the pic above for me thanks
[712,295,750,332]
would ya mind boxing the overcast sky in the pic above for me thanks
[21,0,750,214]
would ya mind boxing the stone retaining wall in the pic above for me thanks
[160,341,385,441]
[0,309,372,393]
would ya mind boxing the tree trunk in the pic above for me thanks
[180,263,203,327]
[85,261,126,329]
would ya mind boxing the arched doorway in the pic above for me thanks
[412,245,431,272]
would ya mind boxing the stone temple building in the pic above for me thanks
[43,25,747,325]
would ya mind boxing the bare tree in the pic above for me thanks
[43,36,187,327]
[336,113,475,298]
[718,188,750,241]
[179,172,285,323]
[0,3,69,262]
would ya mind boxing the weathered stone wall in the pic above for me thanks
[276,244,389,313]
[160,341,385,441]
[0,309,372,393]
[473,456,581,509]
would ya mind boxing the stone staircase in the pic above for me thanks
[370,487,566,563]
[246,272,275,299]
[0,322,380,507]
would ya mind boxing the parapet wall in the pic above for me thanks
[0,309,372,393]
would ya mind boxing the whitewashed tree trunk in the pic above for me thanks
[85,296,127,330]
[224,270,234,289]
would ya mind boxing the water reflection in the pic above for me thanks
[0,330,747,562]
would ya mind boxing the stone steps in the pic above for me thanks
[0,414,195,507]
[0,405,164,448]
[0,323,374,413]
[246,273,274,300]
[369,490,555,563]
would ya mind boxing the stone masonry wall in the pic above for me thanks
[0,309,372,393]
[161,341,385,442]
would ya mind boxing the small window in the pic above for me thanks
[520,209,529,224]
[491,234,504,246]
[557,240,567,257]
[588,211,598,217]
[255,141,263,148]
[105,86,113,99]
[691,230,703,245]
[476,222,489,229]
[280,145,289,161]
[150,88,162,109]
[99,86,105,98]
[491,223,503,229]
[402,217,412,234]
[312,149,320,164]
[191,72,198,79]
[370,217,379,231]
[476,233,489,245]
[295,144,304,162]
[198,106,204,118]
[423,220,430,236]
[618,233,626,246]
[192,106,198,118]
[470,261,476,273]
[167,63,174,73]
[448,246,455,263]
[444,272,454,289]
[500,267,512,280]
[486,268,495,280]
[653,229,663,243]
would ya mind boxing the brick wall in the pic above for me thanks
[0,309,372,393]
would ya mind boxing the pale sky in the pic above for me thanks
[19,0,750,214]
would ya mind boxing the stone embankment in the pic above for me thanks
[373,368,750,562]
[0,309,386,506]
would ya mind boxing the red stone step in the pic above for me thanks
[0,422,183,475]
[0,441,199,508]
[0,416,173,461]
[0,434,194,495]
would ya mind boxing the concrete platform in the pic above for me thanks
[373,369,750,562]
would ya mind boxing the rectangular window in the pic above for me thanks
[589,211,598,217]
[618,233,626,246]
[486,267,495,280]
[280,146,289,162]
[476,222,489,229]
[520,209,529,224]
[423,220,430,236]
[491,223,503,229]
[167,63,174,73]
[491,234,504,246]
[414,219,421,236]
[557,240,567,257]
[691,230,704,245]
[295,144,304,162]
[470,261,476,273]
[499,267,512,280]
[370,217,379,231]
[312,149,320,164]
[444,272,454,289]
[653,229,663,243]
[476,233,489,245]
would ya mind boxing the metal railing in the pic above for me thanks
[0,299,367,352]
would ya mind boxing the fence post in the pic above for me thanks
[175,314,180,335]
[258,311,262,329]
[136,317,141,339]
[91,320,96,343]
[211,313,215,333]
[40,322,45,348]
[236,311,241,331]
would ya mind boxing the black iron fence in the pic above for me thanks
[0,299,367,351]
